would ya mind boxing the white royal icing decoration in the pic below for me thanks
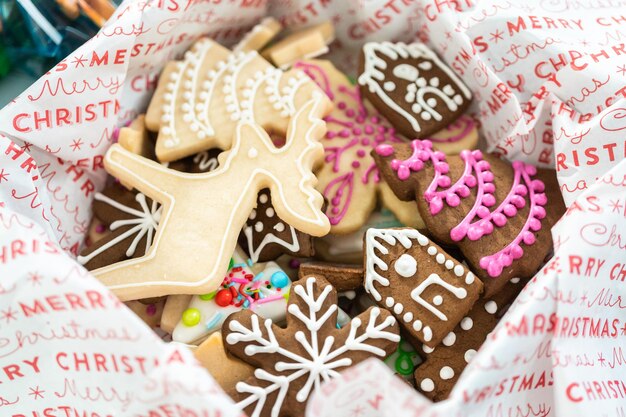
[485,301,498,314]
[439,366,454,380]
[420,378,435,392]
[410,273,467,321]
[464,349,477,363]
[394,254,417,277]
[226,277,399,417]
[358,42,472,134]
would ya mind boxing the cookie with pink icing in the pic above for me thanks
[364,227,483,348]
[294,59,423,234]
[172,247,291,344]
[414,278,525,401]
[358,41,472,139]
[372,139,565,297]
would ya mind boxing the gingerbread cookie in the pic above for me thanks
[364,227,483,347]
[414,278,524,401]
[95,95,331,301]
[294,59,424,234]
[373,140,565,297]
[298,262,363,291]
[239,188,314,263]
[426,115,479,155]
[125,298,165,328]
[84,216,108,249]
[223,275,400,417]
[262,21,334,69]
[385,338,422,382]
[146,37,323,162]
[173,249,291,344]
[194,332,255,391]
[77,184,161,271]
[358,42,472,138]
[234,17,282,53]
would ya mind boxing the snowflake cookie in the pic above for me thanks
[223,275,400,417]
[364,227,483,348]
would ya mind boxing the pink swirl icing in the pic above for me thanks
[294,61,403,226]
[375,140,548,278]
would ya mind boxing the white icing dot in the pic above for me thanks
[383,81,396,91]
[385,297,395,308]
[273,222,285,232]
[427,97,437,107]
[394,254,417,278]
[254,222,263,232]
[403,312,413,322]
[454,265,464,277]
[442,332,456,346]
[465,272,475,285]
[417,234,429,246]
[421,111,432,121]
[422,345,434,354]
[432,295,443,306]
[423,326,433,341]
[510,277,521,284]
[485,301,497,314]
[445,260,454,270]
[464,349,477,363]
[427,246,437,256]
[393,303,404,314]
[259,194,268,204]
[411,103,421,113]
[435,253,445,264]
[420,378,435,392]
[413,320,422,331]
[439,366,454,380]
[460,317,473,330]
[392,64,419,81]
[265,208,275,218]
[249,209,257,220]
[248,147,258,158]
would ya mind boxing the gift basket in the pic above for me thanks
[0,1,625,416]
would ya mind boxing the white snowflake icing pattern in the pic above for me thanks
[226,277,399,417]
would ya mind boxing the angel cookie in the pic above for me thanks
[293,59,422,234]
[94,96,331,300]
[364,228,483,347]
[358,42,472,138]
[373,140,565,296]
[223,275,400,417]
[173,248,290,344]
[146,37,323,162]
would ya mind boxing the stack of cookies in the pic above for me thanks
[80,18,565,415]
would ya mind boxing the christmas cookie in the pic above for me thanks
[298,262,363,292]
[223,275,400,417]
[358,42,472,138]
[294,59,423,234]
[239,188,314,263]
[364,227,483,347]
[262,21,335,69]
[146,37,324,162]
[118,114,156,161]
[125,298,165,328]
[373,140,565,297]
[160,295,192,334]
[234,17,282,53]
[173,249,291,344]
[426,115,479,155]
[77,184,161,271]
[167,148,221,173]
[95,95,331,301]
[385,338,422,383]
[194,332,255,391]
[414,278,524,401]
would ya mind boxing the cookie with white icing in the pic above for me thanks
[414,278,524,401]
[364,227,483,348]
[172,248,291,344]
[223,275,400,417]
[358,42,472,139]
[239,188,314,263]
[426,114,479,155]
[167,148,221,173]
[77,184,161,271]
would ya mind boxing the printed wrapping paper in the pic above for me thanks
[0,0,624,416]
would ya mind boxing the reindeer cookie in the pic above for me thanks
[358,42,472,138]
[373,140,565,296]
[294,59,423,234]
[94,96,331,301]
[173,248,291,344]
[146,37,322,162]
[364,228,483,347]
[223,275,400,417]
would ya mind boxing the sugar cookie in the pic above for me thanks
[262,21,334,69]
